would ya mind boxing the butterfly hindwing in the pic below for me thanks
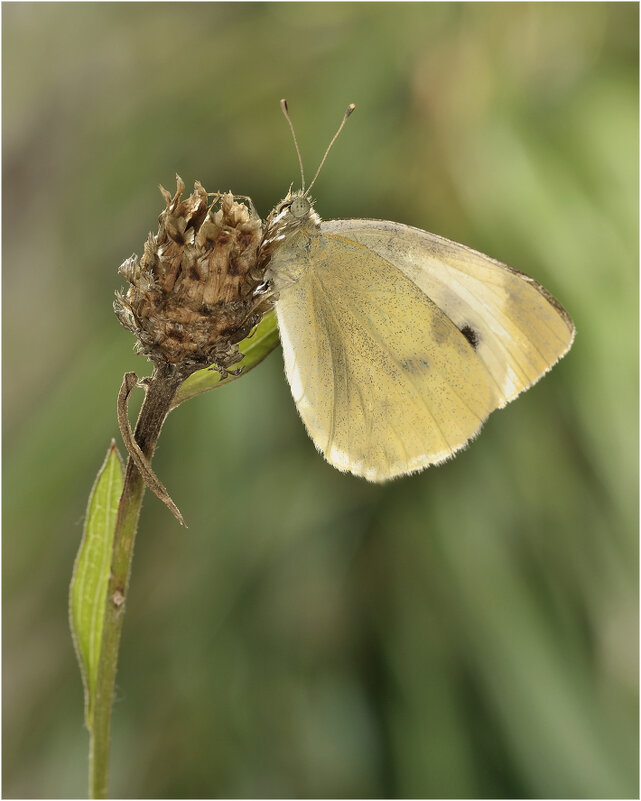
[274,232,497,480]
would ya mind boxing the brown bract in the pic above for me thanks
[114,177,271,378]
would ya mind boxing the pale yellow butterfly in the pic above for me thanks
[260,101,575,482]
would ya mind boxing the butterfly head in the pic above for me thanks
[275,189,317,222]
[257,101,355,277]
[269,99,355,229]
[289,194,312,219]
[262,189,320,250]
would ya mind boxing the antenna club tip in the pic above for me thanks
[347,103,356,114]
[280,98,289,110]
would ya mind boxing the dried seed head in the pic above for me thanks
[114,177,271,378]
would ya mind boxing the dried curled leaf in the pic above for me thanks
[117,373,185,525]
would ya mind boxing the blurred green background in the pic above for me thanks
[3,3,638,798]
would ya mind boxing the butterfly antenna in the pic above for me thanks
[280,99,306,192]
[305,103,356,196]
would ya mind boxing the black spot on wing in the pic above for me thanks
[459,324,480,350]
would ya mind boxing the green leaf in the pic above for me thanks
[171,310,280,409]
[69,441,124,727]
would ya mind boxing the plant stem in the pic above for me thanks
[89,364,182,799]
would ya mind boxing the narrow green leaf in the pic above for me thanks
[171,310,280,409]
[69,441,124,728]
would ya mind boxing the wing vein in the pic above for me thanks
[309,277,338,457]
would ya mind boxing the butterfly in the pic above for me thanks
[259,101,575,482]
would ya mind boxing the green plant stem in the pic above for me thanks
[89,364,182,799]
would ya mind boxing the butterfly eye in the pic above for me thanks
[290,197,310,219]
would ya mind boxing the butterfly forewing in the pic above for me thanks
[322,220,575,407]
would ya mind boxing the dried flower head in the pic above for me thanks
[114,177,271,378]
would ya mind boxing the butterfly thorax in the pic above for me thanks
[259,191,322,293]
